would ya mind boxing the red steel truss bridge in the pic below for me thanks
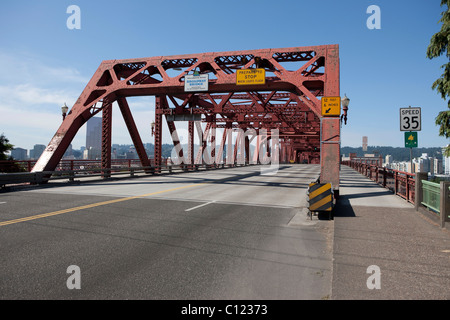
[32,45,342,193]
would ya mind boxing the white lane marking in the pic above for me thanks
[185,201,216,212]
[0,202,6,204]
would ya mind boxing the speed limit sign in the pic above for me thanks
[400,107,421,131]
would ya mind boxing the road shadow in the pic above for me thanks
[331,195,357,218]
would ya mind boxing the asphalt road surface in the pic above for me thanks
[0,164,334,299]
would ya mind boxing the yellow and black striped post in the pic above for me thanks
[308,182,334,213]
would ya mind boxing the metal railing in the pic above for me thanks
[343,159,450,228]
[342,160,416,204]
[0,159,171,173]
[0,162,252,189]
[422,180,440,212]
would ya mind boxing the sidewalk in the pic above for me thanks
[331,166,450,300]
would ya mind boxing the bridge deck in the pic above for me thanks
[1,164,448,300]
[0,164,334,299]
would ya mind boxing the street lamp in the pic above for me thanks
[151,121,155,136]
[341,94,350,125]
[61,103,69,121]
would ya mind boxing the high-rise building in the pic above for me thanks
[86,117,102,159]
[11,147,27,160]
[29,144,46,160]
[443,146,450,175]
[434,158,443,175]
[418,153,430,173]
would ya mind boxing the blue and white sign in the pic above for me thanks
[184,74,209,92]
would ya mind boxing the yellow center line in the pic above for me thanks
[0,183,205,227]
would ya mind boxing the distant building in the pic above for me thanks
[86,117,102,159]
[443,146,450,175]
[385,155,393,166]
[362,136,368,152]
[29,144,46,160]
[433,158,443,175]
[83,146,101,160]
[63,144,73,159]
[126,147,137,159]
[416,153,430,173]
[391,161,414,173]
[11,147,27,160]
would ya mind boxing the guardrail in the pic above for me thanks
[422,180,440,212]
[342,160,416,204]
[0,163,251,189]
[0,159,170,173]
[418,176,450,228]
[343,160,450,228]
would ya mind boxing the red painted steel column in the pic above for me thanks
[116,96,151,172]
[188,121,194,168]
[211,116,216,167]
[101,100,112,178]
[154,96,163,171]
[320,45,341,195]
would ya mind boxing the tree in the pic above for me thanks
[0,133,14,160]
[427,0,450,156]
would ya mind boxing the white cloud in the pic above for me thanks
[0,84,77,109]
[0,52,87,149]
[0,52,89,86]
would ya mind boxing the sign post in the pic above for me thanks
[400,106,421,172]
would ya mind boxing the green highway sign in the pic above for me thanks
[404,131,418,148]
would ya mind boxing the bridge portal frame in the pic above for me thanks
[32,45,341,191]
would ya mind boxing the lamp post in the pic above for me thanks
[341,94,350,125]
[61,103,69,121]
[151,121,155,137]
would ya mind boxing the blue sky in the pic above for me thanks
[0,0,448,151]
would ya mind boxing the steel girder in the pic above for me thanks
[32,45,340,190]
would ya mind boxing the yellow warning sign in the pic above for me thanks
[236,68,266,85]
[308,182,333,212]
[321,97,341,116]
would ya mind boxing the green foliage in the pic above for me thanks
[430,176,443,183]
[0,133,14,160]
[0,133,26,173]
[427,0,450,155]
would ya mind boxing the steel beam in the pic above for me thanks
[101,100,112,178]
[116,96,151,171]
[320,45,340,194]
[154,96,163,170]
[188,121,194,167]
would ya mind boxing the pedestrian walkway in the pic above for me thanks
[331,166,450,300]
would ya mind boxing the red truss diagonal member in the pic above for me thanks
[32,45,340,191]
